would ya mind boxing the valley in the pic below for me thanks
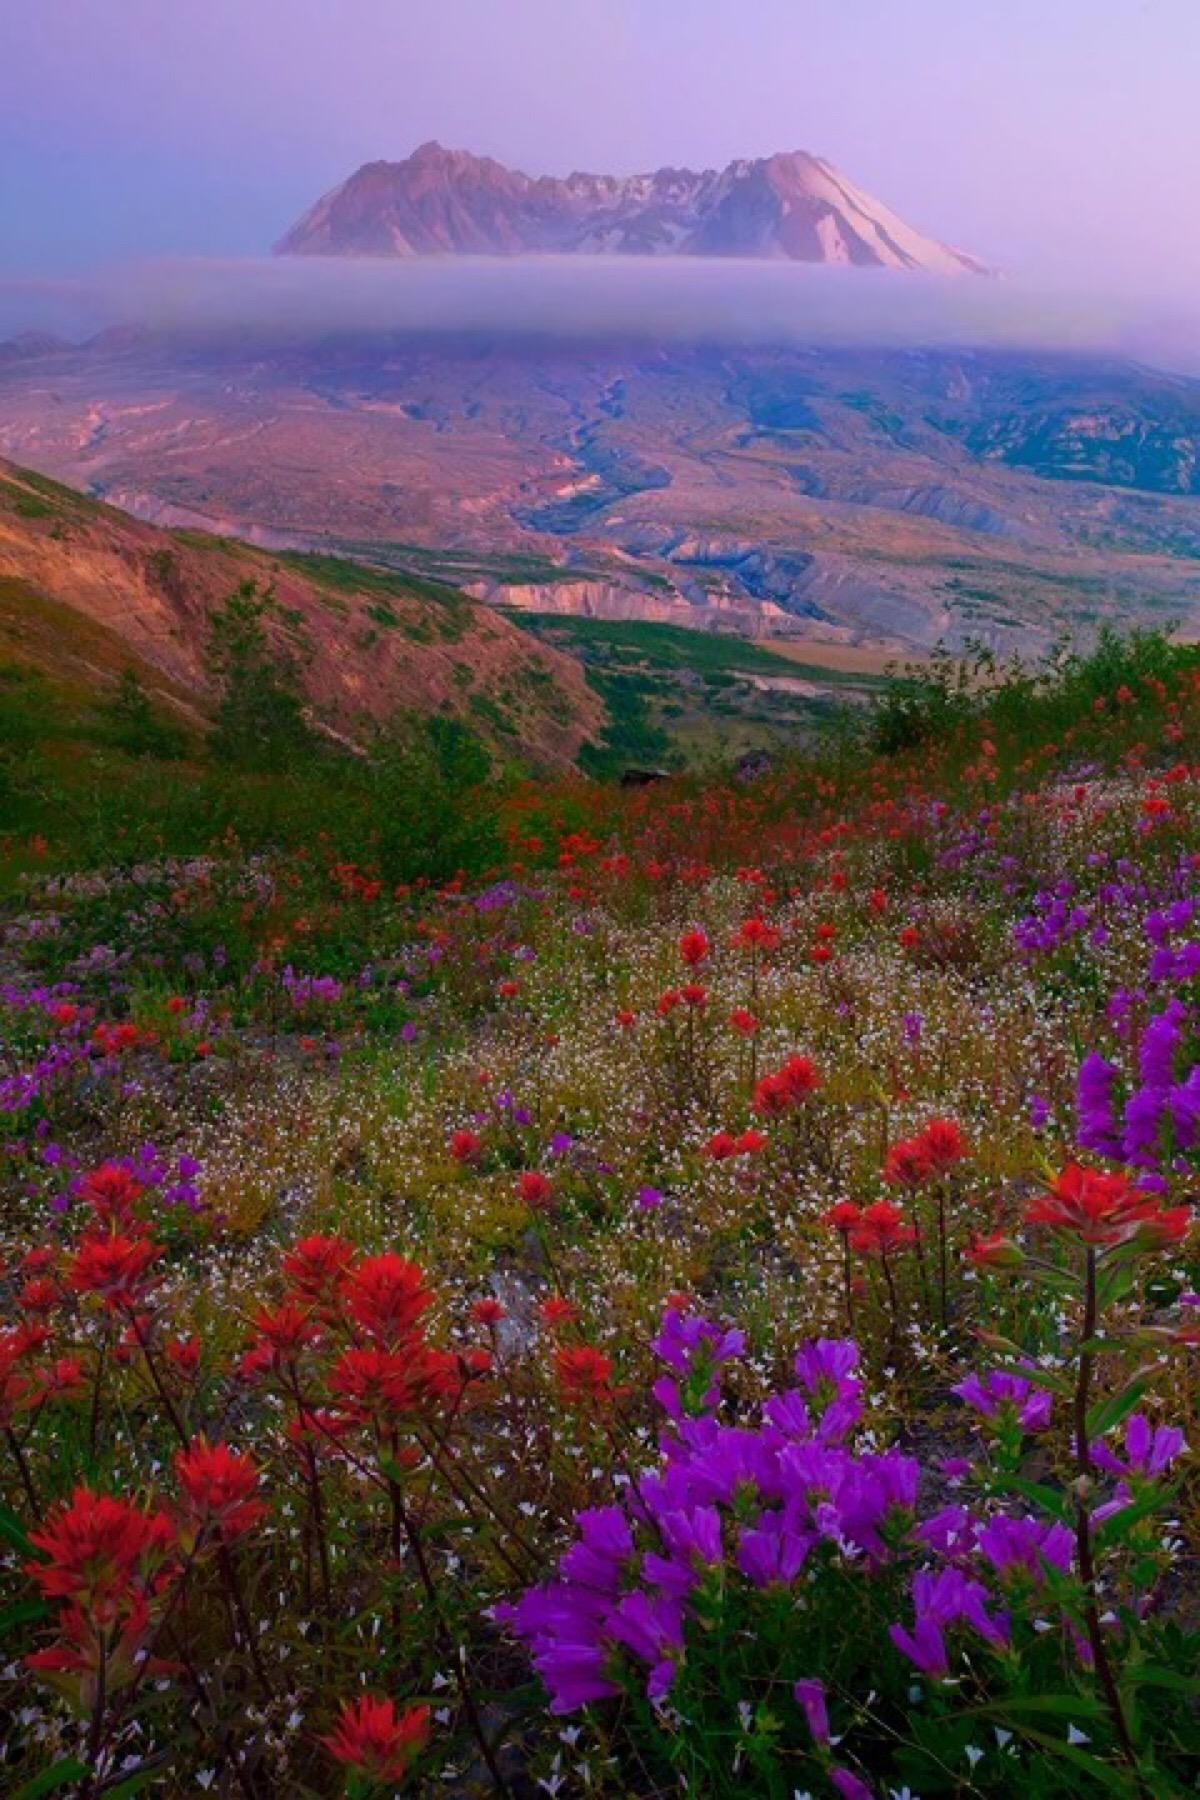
[2,331,1199,671]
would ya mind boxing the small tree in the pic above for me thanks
[103,668,187,759]
[362,713,499,884]
[206,582,314,769]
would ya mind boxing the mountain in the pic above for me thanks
[0,459,601,765]
[276,141,988,273]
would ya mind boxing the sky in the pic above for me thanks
[1,0,1198,293]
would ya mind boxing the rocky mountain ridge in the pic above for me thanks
[277,140,988,273]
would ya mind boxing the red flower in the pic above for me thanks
[165,1336,201,1377]
[850,1200,917,1256]
[77,1163,144,1227]
[704,1130,739,1161]
[918,1118,969,1173]
[18,1277,62,1315]
[27,1488,176,1618]
[249,1301,321,1363]
[329,1345,457,1421]
[517,1170,555,1210]
[340,1254,434,1347]
[471,1298,506,1327]
[26,1357,87,1405]
[1026,1164,1190,1249]
[555,1344,617,1406]
[733,918,780,952]
[679,928,710,967]
[736,1129,768,1155]
[539,1295,578,1328]
[898,926,920,949]
[448,1128,482,1163]
[497,979,521,998]
[825,1201,862,1237]
[616,1008,637,1028]
[729,1007,759,1036]
[69,1234,161,1310]
[282,1235,357,1308]
[753,1055,822,1116]
[883,1138,933,1189]
[681,983,708,1008]
[322,1695,430,1784]
[656,988,683,1016]
[966,1233,1024,1270]
[175,1439,266,1542]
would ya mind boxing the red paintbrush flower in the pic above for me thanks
[340,1254,435,1347]
[1027,1164,1189,1249]
[27,1488,176,1619]
[883,1138,933,1189]
[322,1695,430,1783]
[679,928,710,967]
[282,1235,357,1309]
[175,1439,266,1542]
[753,1055,822,1116]
[555,1344,617,1406]
[471,1297,506,1327]
[249,1301,322,1364]
[918,1118,969,1172]
[850,1200,917,1255]
[76,1163,145,1228]
[329,1344,458,1421]
[69,1233,161,1310]
[517,1170,555,1210]
[539,1295,578,1328]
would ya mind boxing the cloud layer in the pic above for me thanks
[2,256,1198,375]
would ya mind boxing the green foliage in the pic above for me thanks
[100,669,189,760]
[206,581,316,770]
[357,713,500,883]
[869,627,1200,761]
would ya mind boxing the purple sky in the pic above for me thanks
[2,0,1198,291]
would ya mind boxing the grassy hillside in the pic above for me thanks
[0,460,602,768]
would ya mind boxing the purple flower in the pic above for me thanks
[952,1368,1053,1433]
[1092,1413,1187,1481]
[793,1677,830,1745]
[975,1514,1073,1578]
[1076,1052,1122,1157]
[829,1771,873,1800]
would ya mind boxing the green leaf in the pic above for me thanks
[995,1473,1072,1522]
[1086,1374,1150,1441]
[9,1760,91,1800]
[996,1363,1072,1397]
[0,1500,34,1556]
[1120,1664,1200,1697]
[0,1597,48,1636]
[98,1763,169,1798]
[963,1693,1104,1719]
[989,1723,1136,1793]
[1095,1482,1180,1549]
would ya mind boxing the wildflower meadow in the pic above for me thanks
[1,635,1198,1797]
